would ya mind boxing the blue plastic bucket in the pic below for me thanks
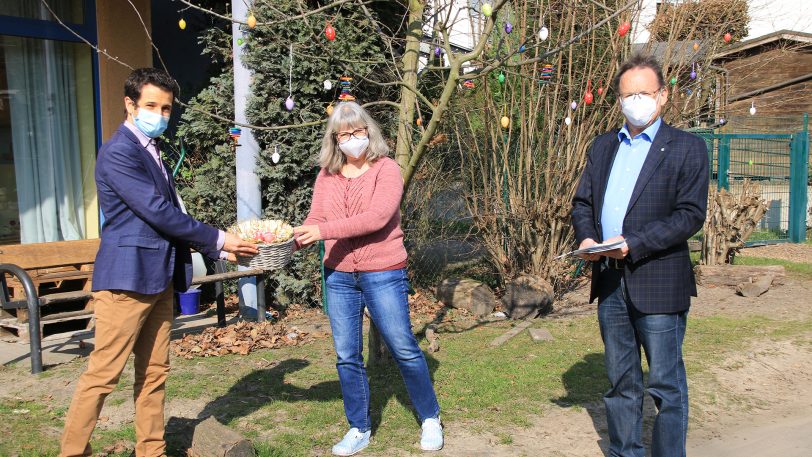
[177,289,202,315]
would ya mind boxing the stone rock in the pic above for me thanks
[436,278,496,317]
[502,274,554,319]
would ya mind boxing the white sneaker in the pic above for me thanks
[332,427,371,456]
[420,417,444,451]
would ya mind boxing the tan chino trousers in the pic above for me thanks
[59,285,174,457]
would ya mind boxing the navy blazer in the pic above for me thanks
[572,122,709,314]
[93,124,220,294]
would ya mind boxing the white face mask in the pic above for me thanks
[338,136,369,159]
[621,93,660,128]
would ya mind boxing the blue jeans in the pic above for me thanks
[598,278,688,457]
[324,268,440,432]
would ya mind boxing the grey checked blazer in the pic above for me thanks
[572,122,710,314]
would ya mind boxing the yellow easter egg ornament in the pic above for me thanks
[247,14,257,29]
[482,3,493,17]
[178,18,187,30]
[326,104,334,116]
[500,116,510,128]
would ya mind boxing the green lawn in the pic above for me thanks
[733,256,812,279]
[2,307,811,457]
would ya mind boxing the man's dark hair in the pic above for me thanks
[612,54,666,94]
[124,68,180,104]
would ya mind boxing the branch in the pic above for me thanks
[127,0,168,72]
[40,0,133,70]
[174,0,359,27]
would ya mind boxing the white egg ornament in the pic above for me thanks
[323,80,332,90]
[538,26,549,41]
[564,116,572,126]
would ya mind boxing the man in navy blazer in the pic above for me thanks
[572,55,709,457]
[60,68,257,457]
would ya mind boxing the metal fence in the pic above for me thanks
[692,114,810,243]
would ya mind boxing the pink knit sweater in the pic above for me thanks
[303,157,407,272]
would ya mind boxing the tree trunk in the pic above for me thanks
[191,416,255,457]
[701,181,768,265]
[394,0,424,170]
[695,265,785,287]
[436,278,496,316]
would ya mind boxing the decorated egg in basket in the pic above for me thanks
[228,219,295,270]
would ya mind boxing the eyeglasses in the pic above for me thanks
[334,127,368,144]
[619,88,663,102]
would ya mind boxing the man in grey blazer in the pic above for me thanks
[571,54,709,457]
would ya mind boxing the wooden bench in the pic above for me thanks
[1,240,271,374]
[0,239,100,341]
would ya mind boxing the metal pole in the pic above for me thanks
[233,1,262,315]
[0,264,43,374]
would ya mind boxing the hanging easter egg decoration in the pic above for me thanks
[463,80,475,89]
[618,22,631,37]
[584,80,594,105]
[693,42,700,51]
[435,46,442,57]
[229,127,242,143]
[237,37,244,46]
[326,103,334,116]
[538,26,549,41]
[519,44,527,53]
[247,14,257,29]
[271,145,280,164]
[325,22,336,41]
[505,22,513,34]
[723,32,732,43]
[570,100,577,110]
[323,80,332,90]
[686,88,693,95]
[338,76,355,101]
[719,118,726,125]
[498,72,506,84]
[501,116,510,128]
[690,63,697,80]
[597,87,604,95]
[178,18,187,30]
[564,116,572,126]
[749,101,756,116]
[539,64,555,83]
[285,96,295,111]
[670,76,677,86]
[416,117,422,126]
[748,160,754,165]
[482,3,493,17]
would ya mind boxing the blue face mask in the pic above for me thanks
[133,107,169,138]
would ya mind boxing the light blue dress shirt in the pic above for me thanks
[600,117,661,242]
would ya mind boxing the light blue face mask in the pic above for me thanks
[133,107,169,138]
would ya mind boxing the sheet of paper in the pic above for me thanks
[556,240,626,259]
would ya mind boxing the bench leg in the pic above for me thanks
[214,261,226,328]
[256,274,266,323]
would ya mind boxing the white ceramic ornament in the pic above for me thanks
[564,116,572,126]
[272,151,280,163]
[539,26,549,41]
[324,80,332,90]
[749,102,756,116]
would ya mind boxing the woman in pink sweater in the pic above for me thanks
[294,102,442,455]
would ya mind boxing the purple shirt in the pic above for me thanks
[124,121,226,255]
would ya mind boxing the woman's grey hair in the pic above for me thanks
[319,101,389,174]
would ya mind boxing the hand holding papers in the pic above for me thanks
[556,240,627,259]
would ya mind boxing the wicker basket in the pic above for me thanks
[237,237,295,270]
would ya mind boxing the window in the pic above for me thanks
[0,0,98,244]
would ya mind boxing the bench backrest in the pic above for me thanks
[0,239,101,270]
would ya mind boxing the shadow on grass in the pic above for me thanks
[166,353,440,454]
[557,352,660,456]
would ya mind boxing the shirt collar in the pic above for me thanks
[618,117,662,143]
[124,120,156,150]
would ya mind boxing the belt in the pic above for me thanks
[605,258,626,270]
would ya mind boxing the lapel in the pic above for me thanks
[595,132,622,219]
[626,122,673,214]
[118,125,175,201]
